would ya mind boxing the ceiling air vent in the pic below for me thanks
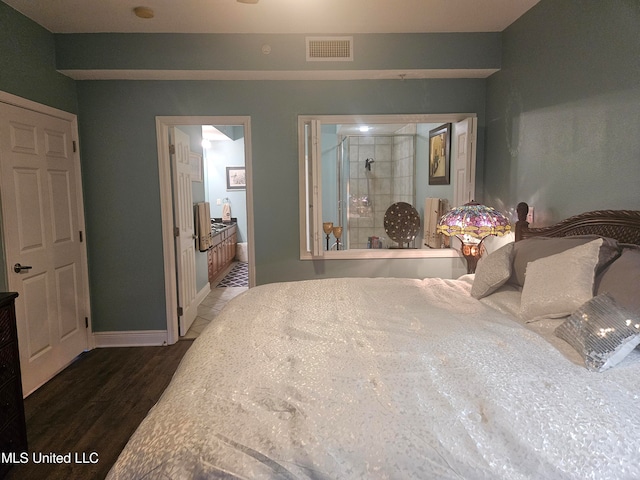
[306,36,353,62]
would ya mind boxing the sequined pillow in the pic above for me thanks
[471,242,514,299]
[555,293,640,372]
[520,238,602,322]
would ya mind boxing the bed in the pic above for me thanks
[107,203,640,480]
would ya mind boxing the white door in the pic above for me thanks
[0,101,89,396]
[169,127,197,336]
[452,117,477,207]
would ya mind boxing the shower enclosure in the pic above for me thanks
[329,125,417,250]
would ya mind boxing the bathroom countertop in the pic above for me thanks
[211,222,236,234]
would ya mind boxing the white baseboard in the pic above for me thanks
[93,284,211,348]
[196,282,211,305]
[93,330,168,348]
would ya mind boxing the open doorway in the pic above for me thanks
[156,116,255,345]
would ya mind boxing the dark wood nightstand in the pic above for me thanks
[0,293,27,478]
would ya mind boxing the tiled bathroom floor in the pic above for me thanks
[182,286,248,339]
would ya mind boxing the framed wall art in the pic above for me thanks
[428,123,451,185]
[226,166,246,190]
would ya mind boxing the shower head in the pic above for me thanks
[365,158,375,171]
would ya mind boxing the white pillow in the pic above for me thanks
[555,293,640,372]
[520,238,603,322]
[471,242,514,299]
[482,232,515,255]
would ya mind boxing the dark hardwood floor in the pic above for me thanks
[5,340,193,480]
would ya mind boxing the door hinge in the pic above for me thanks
[169,144,175,155]
[177,306,183,317]
[85,317,89,328]
[174,227,180,237]
[73,140,77,153]
[79,230,83,242]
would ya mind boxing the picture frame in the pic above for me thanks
[428,123,451,185]
[226,166,246,190]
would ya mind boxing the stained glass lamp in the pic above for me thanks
[437,201,511,273]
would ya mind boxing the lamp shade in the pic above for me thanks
[437,201,511,239]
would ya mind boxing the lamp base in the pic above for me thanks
[461,243,482,274]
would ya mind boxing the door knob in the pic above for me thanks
[13,263,33,273]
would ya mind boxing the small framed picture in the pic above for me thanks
[226,166,246,190]
[428,123,451,185]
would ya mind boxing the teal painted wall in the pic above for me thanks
[485,0,640,223]
[1,1,490,333]
[55,32,501,72]
[76,79,485,331]
[0,2,77,113]
[1,4,500,333]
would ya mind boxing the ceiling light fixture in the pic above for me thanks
[237,0,259,4]
[133,6,154,19]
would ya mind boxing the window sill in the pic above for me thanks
[300,248,460,260]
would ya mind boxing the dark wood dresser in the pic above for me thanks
[0,293,27,478]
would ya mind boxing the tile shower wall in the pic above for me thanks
[348,131,415,249]
[393,125,416,207]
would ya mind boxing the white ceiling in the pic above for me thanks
[3,0,540,34]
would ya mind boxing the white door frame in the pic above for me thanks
[0,90,93,350]
[156,116,255,345]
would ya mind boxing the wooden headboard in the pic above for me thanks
[515,202,640,246]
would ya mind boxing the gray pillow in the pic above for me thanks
[509,235,620,287]
[555,293,640,372]
[520,239,602,321]
[471,242,514,299]
[595,247,640,315]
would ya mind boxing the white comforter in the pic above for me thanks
[108,277,640,480]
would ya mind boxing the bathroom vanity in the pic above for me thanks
[207,223,237,283]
